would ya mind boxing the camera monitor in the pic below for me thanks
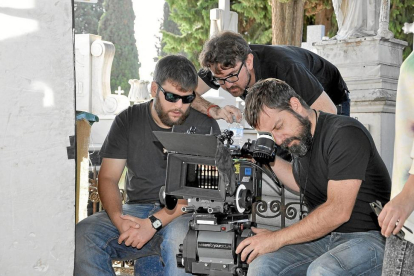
[153,131,227,202]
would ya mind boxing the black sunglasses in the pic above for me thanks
[156,82,196,104]
[211,62,245,86]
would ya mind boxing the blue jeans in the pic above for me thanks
[247,231,385,276]
[74,203,191,276]
[382,235,414,276]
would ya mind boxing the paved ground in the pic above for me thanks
[113,262,134,275]
[114,267,134,275]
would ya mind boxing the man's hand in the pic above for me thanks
[117,214,140,233]
[235,227,280,264]
[118,214,156,249]
[378,192,414,237]
[210,105,242,123]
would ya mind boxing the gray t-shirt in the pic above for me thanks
[100,100,221,203]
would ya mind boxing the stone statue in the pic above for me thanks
[332,0,381,40]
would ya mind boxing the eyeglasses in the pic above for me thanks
[211,62,245,86]
[156,82,196,104]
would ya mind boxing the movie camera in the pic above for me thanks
[154,127,280,276]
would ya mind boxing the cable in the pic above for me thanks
[233,159,282,193]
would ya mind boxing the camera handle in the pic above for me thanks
[159,185,178,210]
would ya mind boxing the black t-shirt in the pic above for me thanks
[292,112,391,233]
[199,45,349,105]
[99,101,221,203]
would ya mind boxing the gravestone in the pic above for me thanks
[301,25,326,53]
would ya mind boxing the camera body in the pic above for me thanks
[155,129,276,276]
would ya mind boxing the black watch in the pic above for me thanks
[149,215,162,231]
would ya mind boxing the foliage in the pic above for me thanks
[232,0,272,44]
[98,0,140,95]
[74,0,104,35]
[156,2,182,59]
[304,0,330,16]
[389,1,414,60]
[161,0,273,68]
[161,0,217,68]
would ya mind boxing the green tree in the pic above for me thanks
[74,0,104,35]
[161,0,217,67]
[98,0,140,95]
[156,2,182,59]
[232,0,272,44]
[389,0,414,59]
[161,0,273,68]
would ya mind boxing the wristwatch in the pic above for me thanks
[149,215,162,231]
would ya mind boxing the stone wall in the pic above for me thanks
[0,0,75,274]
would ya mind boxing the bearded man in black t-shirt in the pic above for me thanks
[192,31,350,124]
[236,78,390,276]
[74,55,220,276]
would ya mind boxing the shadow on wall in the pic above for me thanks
[0,0,76,275]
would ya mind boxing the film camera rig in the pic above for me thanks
[154,127,281,276]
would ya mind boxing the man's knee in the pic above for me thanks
[247,256,275,276]
[75,212,116,250]
[307,238,384,276]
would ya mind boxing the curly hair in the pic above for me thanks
[199,31,251,72]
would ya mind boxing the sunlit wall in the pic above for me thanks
[0,0,75,274]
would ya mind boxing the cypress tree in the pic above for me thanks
[157,2,182,59]
[161,0,216,68]
[98,0,140,95]
[74,0,104,35]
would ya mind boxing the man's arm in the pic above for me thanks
[284,63,337,115]
[98,158,138,233]
[310,91,337,114]
[192,76,242,123]
[118,199,188,248]
[270,156,300,193]
[379,174,414,237]
[99,157,189,249]
[379,139,414,237]
[236,179,362,263]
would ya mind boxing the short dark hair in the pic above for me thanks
[199,31,251,71]
[244,78,309,128]
[153,55,197,91]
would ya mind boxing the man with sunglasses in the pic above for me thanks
[75,55,220,276]
[192,31,350,123]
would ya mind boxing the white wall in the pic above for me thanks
[0,0,75,275]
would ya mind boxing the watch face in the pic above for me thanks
[153,220,162,229]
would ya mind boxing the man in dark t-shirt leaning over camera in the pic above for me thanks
[236,78,390,276]
[74,55,220,276]
[192,31,350,124]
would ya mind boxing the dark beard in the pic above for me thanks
[154,96,190,127]
[280,112,313,158]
